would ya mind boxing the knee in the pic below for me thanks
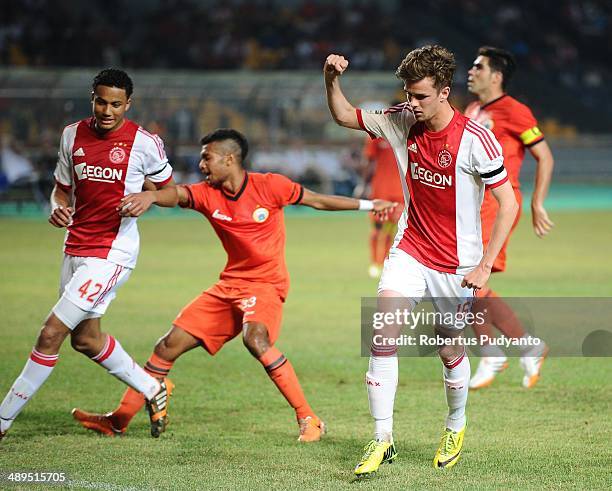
[37,318,69,351]
[242,323,270,358]
[70,330,100,354]
[438,344,463,365]
[153,334,174,360]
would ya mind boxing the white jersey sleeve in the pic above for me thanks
[356,103,416,149]
[464,119,508,188]
[53,123,78,188]
[136,128,173,185]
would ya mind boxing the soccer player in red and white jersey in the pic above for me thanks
[325,45,519,474]
[71,128,398,442]
[361,132,405,278]
[465,47,554,390]
[0,69,178,441]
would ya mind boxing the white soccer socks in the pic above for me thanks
[0,349,59,433]
[91,335,159,400]
[443,351,470,431]
[366,355,398,441]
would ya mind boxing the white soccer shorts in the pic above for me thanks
[52,255,132,330]
[377,248,474,329]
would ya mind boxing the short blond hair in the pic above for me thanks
[395,45,456,91]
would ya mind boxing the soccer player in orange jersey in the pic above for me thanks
[465,47,555,389]
[72,128,397,441]
[361,134,405,278]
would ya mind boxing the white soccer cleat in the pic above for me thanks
[469,356,508,390]
[520,343,549,388]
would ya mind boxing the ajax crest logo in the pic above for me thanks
[109,146,126,164]
[437,149,453,168]
[252,207,269,223]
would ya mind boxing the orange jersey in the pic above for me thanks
[363,137,404,202]
[180,172,303,299]
[465,95,544,188]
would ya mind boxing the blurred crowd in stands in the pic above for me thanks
[2,0,609,81]
[0,0,610,205]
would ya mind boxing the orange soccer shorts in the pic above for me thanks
[173,280,284,355]
[481,186,523,273]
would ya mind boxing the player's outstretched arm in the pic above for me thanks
[300,188,397,220]
[118,178,178,217]
[529,140,555,237]
[324,54,360,130]
[48,184,74,228]
[462,181,518,289]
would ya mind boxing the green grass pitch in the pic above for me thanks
[0,210,610,490]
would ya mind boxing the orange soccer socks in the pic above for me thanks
[109,353,174,430]
[474,287,526,340]
[258,346,314,421]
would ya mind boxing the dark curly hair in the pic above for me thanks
[92,68,133,98]
[395,45,456,91]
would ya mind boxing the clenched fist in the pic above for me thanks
[324,54,349,82]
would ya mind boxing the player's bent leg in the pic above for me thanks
[70,317,160,400]
[144,326,200,437]
[75,326,198,437]
[243,322,325,442]
[0,313,69,440]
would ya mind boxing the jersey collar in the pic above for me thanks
[222,172,248,201]
[480,94,507,110]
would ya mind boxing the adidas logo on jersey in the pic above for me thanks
[74,163,123,183]
[73,147,85,157]
[408,142,418,153]
[410,162,452,189]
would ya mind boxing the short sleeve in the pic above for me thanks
[141,131,173,187]
[179,183,208,212]
[266,173,303,207]
[53,125,75,191]
[465,120,508,189]
[356,103,416,149]
[512,104,544,147]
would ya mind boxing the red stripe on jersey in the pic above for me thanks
[30,350,58,367]
[384,103,408,114]
[467,120,499,157]
[356,109,376,139]
[55,179,72,191]
[153,174,172,188]
[137,128,164,159]
[465,126,495,160]
[485,175,509,189]
[466,121,499,159]
[94,335,116,363]
[466,121,499,158]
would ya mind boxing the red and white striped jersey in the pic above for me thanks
[53,118,173,268]
[356,104,508,274]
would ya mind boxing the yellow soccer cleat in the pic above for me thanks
[354,439,397,478]
[433,426,465,469]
